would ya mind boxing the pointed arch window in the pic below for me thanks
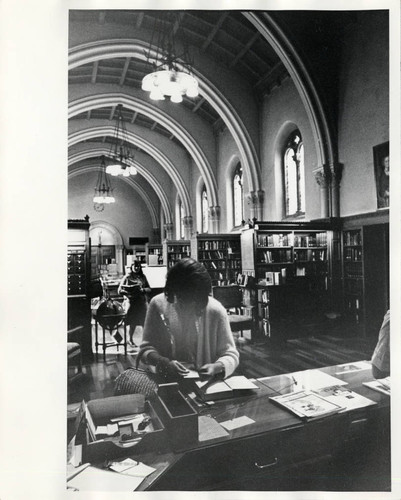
[233,163,243,227]
[284,130,305,217]
[201,186,209,233]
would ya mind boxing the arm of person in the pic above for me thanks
[371,310,390,379]
[138,297,187,378]
[199,305,239,379]
[117,275,128,296]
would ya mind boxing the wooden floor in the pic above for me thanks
[68,317,377,404]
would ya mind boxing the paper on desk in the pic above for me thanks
[183,369,200,379]
[291,369,348,390]
[67,465,144,491]
[220,415,255,431]
[198,415,229,441]
[109,459,155,478]
[335,360,371,375]
[225,376,259,390]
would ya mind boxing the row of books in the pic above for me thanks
[256,233,328,248]
[344,247,363,261]
[343,231,362,246]
[257,233,292,247]
[294,249,326,262]
[167,245,190,253]
[293,233,327,247]
[258,249,292,263]
[198,240,240,251]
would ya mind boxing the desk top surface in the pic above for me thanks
[135,361,389,490]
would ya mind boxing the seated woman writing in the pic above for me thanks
[138,258,239,382]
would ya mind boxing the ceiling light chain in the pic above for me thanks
[142,12,199,103]
[106,104,137,177]
[93,155,116,207]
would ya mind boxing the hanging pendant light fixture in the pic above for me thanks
[106,104,137,177]
[142,12,199,103]
[93,156,115,206]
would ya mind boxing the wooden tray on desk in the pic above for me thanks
[82,398,167,463]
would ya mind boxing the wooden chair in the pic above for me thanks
[212,285,254,341]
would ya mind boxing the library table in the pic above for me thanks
[133,363,390,491]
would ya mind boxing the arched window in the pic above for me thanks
[201,186,209,233]
[233,163,243,227]
[284,130,305,217]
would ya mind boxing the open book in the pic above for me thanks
[269,390,345,421]
[194,375,259,401]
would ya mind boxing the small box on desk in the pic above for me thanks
[74,394,167,463]
[151,383,198,451]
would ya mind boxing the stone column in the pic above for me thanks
[164,223,174,240]
[116,245,125,274]
[313,168,329,219]
[208,206,221,234]
[247,190,265,221]
[329,163,343,218]
[182,216,193,240]
[152,227,161,244]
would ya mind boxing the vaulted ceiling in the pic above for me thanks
[68,9,354,228]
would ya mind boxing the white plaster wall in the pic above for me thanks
[216,128,250,232]
[68,171,157,246]
[261,78,319,221]
[338,11,389,216]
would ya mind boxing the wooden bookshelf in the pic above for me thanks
[341,219,389,337]
[163,240,191,268]
[342,229,364,324]
[146,243,163,266]
[241,222,334,341]
[191,234,241,285]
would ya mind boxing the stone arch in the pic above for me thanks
[68,149,172,225]
[69,41,261,195]
[89,220,124,274]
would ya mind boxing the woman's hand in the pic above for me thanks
[168,360,189,377]
[198,362,225,380]
[155,357,189,380]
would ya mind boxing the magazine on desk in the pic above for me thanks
[363,377,390,396]
[312,385,376,412]
[269,390,345,420]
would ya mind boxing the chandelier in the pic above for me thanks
[93,156,115,205]
[142,13,199,103]
[106,104,137,177]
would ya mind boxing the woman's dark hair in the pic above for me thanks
[131,261,143,274]
[164,258,212,311]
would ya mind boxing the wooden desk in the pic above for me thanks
[134,364,390,491]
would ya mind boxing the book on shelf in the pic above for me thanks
[269,390,345,420]
[363,377,390,396]
[194,375,259,402]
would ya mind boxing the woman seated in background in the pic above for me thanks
[118,261,151,346]
[138,258,239,383]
